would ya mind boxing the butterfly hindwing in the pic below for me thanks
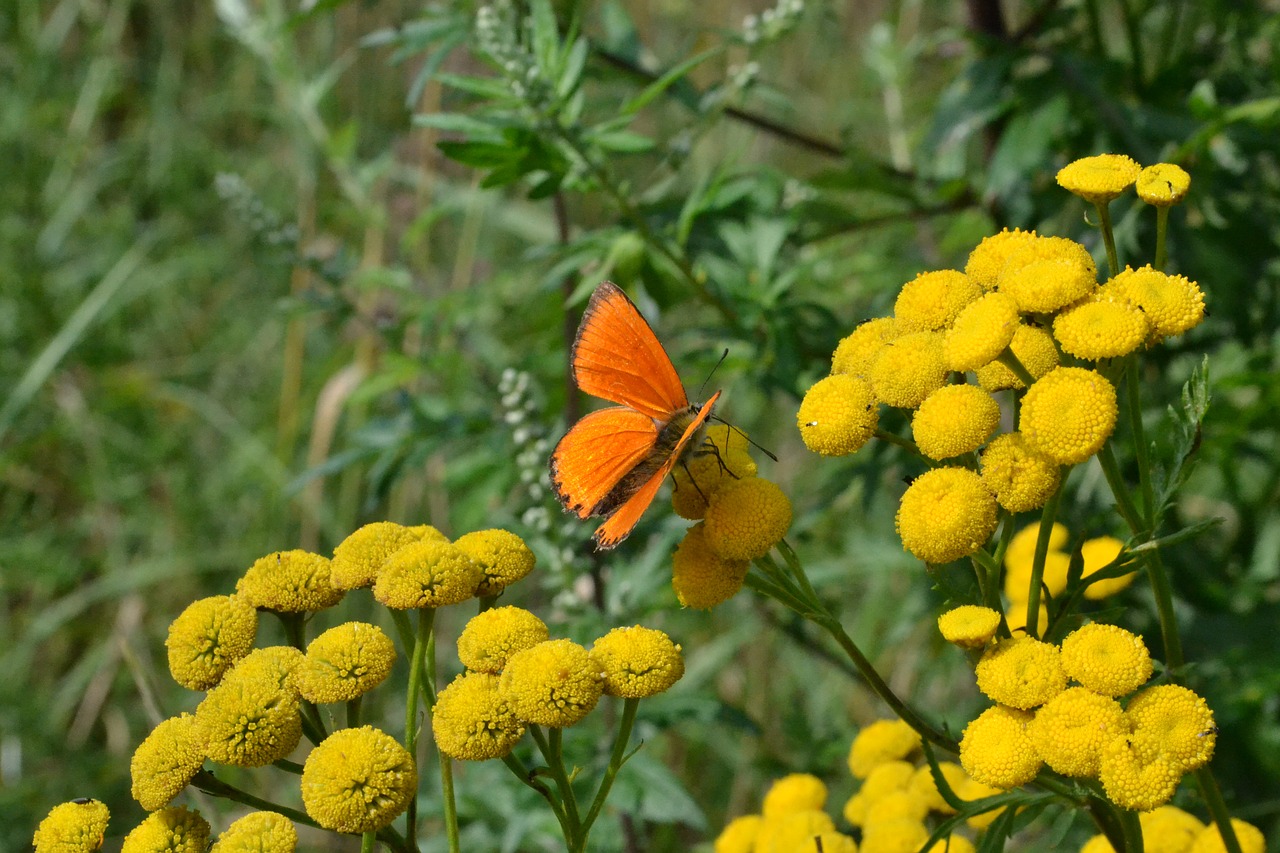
[549,407,659,520]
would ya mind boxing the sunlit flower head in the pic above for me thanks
[965,228,1039,291]
[1004,600,1048,637]
[937,605,1001,649]
[330,522,447,590]
[1060,623,1153,698]
[499,639,604,727]
[979,432,1061,513]
[295,622,396,704]
[120,806,210,853]
[457,606,549,674]
[893,269,981,332]
[1056,154,1141,204]
[959,705,1041,789]
[807,833,859,853]
[236,550,343,613]
[226,646,305,694]
[832,317,898,377]
[869,331,948,409]
[859,818,931,853]
[753,810,837,853]
[1081,536,1135,599]
[911,384,1000,460]
[927,836,976,853]
[1052,296,1150,360]
[1104,265,1206,341]
[33,799,110,853]
[166,595,257,691]
[713,815,762,853]
[1005,521,1069,567]
[975,323,1060,392]
[453,529,537,596]
[301,726,417,833]
[975,635,1066,709]
[1004,546,1071,603]
[847,720,920,779]
[1021,367,1118,465]
[895,467,997,565]
[998,236,1098,313]
[761,773,827,817]
[1027,687,1125,777]
[909,760,969,815]
[1189,818,1266,853]
[1136,163,1191,207]
[703,476,792,561]
[590,625,684,699]
[431,671,525,761]
[943,291,1020,372]
[209,812,297,853]
[672,425,757,519]
[1138,805,1204,853]
[797,374,879,457]
[1098,734,1181,811]
[844,759,919,826]
[373,540,481,610]
[671,522,749,609]
[130,714,205,811]
[1126,684,1216,772]
[196,663,301,768]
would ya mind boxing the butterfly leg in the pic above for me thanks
[677,459,711,505]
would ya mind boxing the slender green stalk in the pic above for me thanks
[577,698,640,849]
[997,350,1036,388]
[404,609,434,851]
[347,696,363,727]
[419,609,459,853]
[1124,356,1156,528]
[744,571,815,616]
[874,428,924,457]
[273,757,304,774]
[968,547,1000,607]
[361,832,376,853]
[1154,205,1170,270]
[989,512,1017,613]
[1094,201,1121,277]
[1196,767,1245,853]
[1097,443,1145,534]
[530,725,582,844]
[1024,475,1067,637]
[1119,807,1145,853]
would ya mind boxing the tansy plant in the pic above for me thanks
[32,524,685,853]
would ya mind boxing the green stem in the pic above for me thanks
[531,725,582,845]
[997,349,1036,388]
[874,428,925,457]
[1196,767,1245,853]
[1124,356,1156,529]
[968,547,999,606]
[419,609,459,853]
[404,609,434,852]
[1097,443,1145,534]
[578,698,640,848]
[989,512,1016,613]
[1154,205,1170,270]
[347,695,363,728]
[744,571,815,617]
[1025,473,1067,638]
[1094,201,1121,278]
[1119,807,1145,852]
[361,832,376,853]
[273,758,304,774]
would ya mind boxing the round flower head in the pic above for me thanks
[753,810,836,853]
[797,374,878,457]
[965,228,1039,291]
[928,837,976,853]
[120,806,210,853]
[895,467,998,565]
[714,815,762,853]
[672,425,757,519]
[1021,367,1118,465]
[457,606,549,673]
[938,605,1001,649]
[330,522,447,590]
[1126,684,1216,772]
[500,639,604,727]
[1052,296,1150,360]
[911,384,1000,460]
[761,773,827,817]
[1104,265,1206,340]
[809,833,859,853]
[1190,819,1266,853]
[975,635,1067,709]
[843,760,920,825]
[943,291,1019,372]
[975,323,1059,392]
[374,539,482,609]
[431,671,525,761]
[671,522,749,609]
[236,550,343,613]
[893,269,981,332]
[33,799,110,853]
[196,663,301,767]
[1139,806,1204,853]
[1080,536,1134,599]
[1082,836,1116,853]
[1098,734,1181,811]
[869,331,948,409]
[847,720,921,778]
[1027,687,1125,777]
[703,476,792,561]
[227,646,305,694]
[955,777,1006,830]
[1005,521,1069,567]
[980,432,1061,513]
[590,625,684,698]
[1004,546,1071,602]
[210,812,297,853]
[131,713,205,811]
[959,705,1041,788]
[453,529,536,596]
[860,819,930,853]
[862,788,929,824]
[998,236,1098,313]
[1056,154,1141,204]
[1137,163,1191,207]
[909,761,969,814]
[832,317,898,377]
[166,595,257,691]
[295,622,396,704]
[301,726,417,833]
[1060,623,1153,697]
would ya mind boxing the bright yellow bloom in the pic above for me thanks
[1104,265,1206,340]
[895,467,997,565]
[1060,623,1153,697]
[975,323,1060,392]
[703,477,792,561]
[894,269,981,332]
[753,810,836,853]
[975,636,1066,709]
[1021,367,1118,465]
[965,228,1039,291]
[943,291,1020,372]
[909,761,968,814]
[330,521,446,590]
[500,639,603,727]
[832,317,898,377]
[236,550,343,613]
[863,788,929,824]
[1190,819,1266,853]
[196,662,301,768]
[1081,536,1135,599]
[959,705,1041,788]
[1006,521,1069,565]
[295,622,396,704]
[225,646,304,694]
[209,812,297,853]
[911,385,1000,460]
[1004,601,1048,637]
[120,806,210,853]
[847,722,920,779]
[980,432,1060,513]
[808,833,859,853]
[1056,154,1141,203]
[869,331,949,409]
[927,836,976,853]
[1081,835,1115,853]
[1027,687,1125,777]
[1126,684,1216,772]
[937,605,1001,649]
[431,672,525,761]
[165,595,257,691]
[672,425,757,519]
[671,522,749,609]
[1140,805,1204,853]
[761,773,827,817]
[859,818,930,853]
[1136,163,1191,207]
[955,777,1006,829]
[1098,733,1181,811]
[998,236,1098,313]
[33,800,109,853]
[456,606,549,674]
[130,714,205,811]
[1004,549,1071,602]
[374,540,481,609]
[797,374,879,457]
[713,815,762,853]
[301,726,417,833]
[453,529,537,596]
[1052,297,1149,360]
[590,625,684,699]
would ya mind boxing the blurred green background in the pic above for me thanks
[3,0,1279,849]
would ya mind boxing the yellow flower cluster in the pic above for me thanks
[712,773,858,853]
[1004,522,1137,610]
[1057,154,1193,210]
[301,726,417,833]
[1080,809,1265,853]
[33,799,110,853]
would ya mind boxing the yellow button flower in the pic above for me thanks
[500,639,604,727]
[975,323,1059,392]
[1060,623,1153,697]
[236,550,344,613]
[196,663,302,768]
[1190,819,1266,853]
[832,317,898,376]
[753,810,836,853]
[374,540,481,609]
[1136,163,1191,207]
[895,467,998,565]
[713,815,762,853]
[909,761,969,814]
[1027,687,1125,777]
[130,713,205,811]
[893,269,981,332]
[166,595,258,691]
[1005,521,1069,567]
[1004,600,1048,637]
[863,788,929,824]
[453,529,537,596]
[1080,536,1135,599]
[1052,296,1149,360]
[672,424,758,519]
[210,812,296,853]
[937,605,1001,649]
[979,432,1061,513]
[703,476,792,561]
[1056,154,1141,203]
[1098,733,1181,811]
[431,671,525,761]
[797,374,879,457]
[1021,367,1118,465]
[998,236,1098,313]
[911,384,1000,460]
[226,646,304,694]
[1140,805,1204,853]
[975,635,1067,709]
[1081,835,1115,853]
[965,228,1039,291]
[860,818,930,853]
[847,721,920,779]
[760,772,827,817]
[457,606,549,674]
[1126,684,1216,772]
[590,625,684,699]
[671,522,749,609]
[955,777,1006,829]
[943,291,1020,372]
[301,726,417,833]
[330,521,447,590]
[959,705,1041,788]
[1104,265,1206,340]
[870,331,948,409]
[927,836,976,853]
[809,833,859,853]
[295,622,396,704]
[33,800,110,853]
[120,806,210,853]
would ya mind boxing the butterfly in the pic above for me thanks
[550,281,720,549]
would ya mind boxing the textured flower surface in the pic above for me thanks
[671,522,749,609]
[847,720,921,778]
[1139,806,1204,853]
[832,317,898,376]
[937,605,1001,649]
[911,384,1000,460]
[590,625,684,698]
[453,529,537,596]
[166,595,258,691]
[959,705,1041,788]
[672,425,757,518]
[1099,734,1181,810]
[1052,297,1149,360]
[301,726,417,833]
[895,467,997,565]
[457,606,549,673]
[330,521,446,590]
[33,800,110,853]
[1027,687,1124,777]
[965,227,1038,291]
[893,269,980,332]
[1056,153,1141,203]
[500,639,603,727]
[130,713,206,810]
[703,477,792,561]
[373,540,481,609]
[998,236,1097,313]
[1105,265,1205,340]
[760,773,827,817]
[943,291,1019,372]
[975,636,1067,709]
[1060,623,1153,697]
[1126,684,1216,771]
[431,672,525,761]
[797,374,878,457]
[869,331,948,408]
[1021,367,1118,465]
[236,550,343,613]
[209,811,297,853]
[225,646,304,694]
[295,622,396,704]
[196,664,301,768]
[120,806,210,853]
[1136,163,1191,206]
[975,323,1060,392]
[980,432,1061,513]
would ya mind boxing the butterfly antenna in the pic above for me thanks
[711,415,779,462]
[696,349,730,400]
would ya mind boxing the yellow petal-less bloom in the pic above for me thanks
[33,800,110,853]
[998,236,1098,313]
[431,671,525,761]
[671,522,749,609]
[809,833,859,853]
[1190,819,1266,853]
[869,331,948,409]
[1056,154,1141,204]
[166,595,257,691]
[895,467,997,565]
[943,291,1020,372]
[1105,265,1206,340]
[1027,687,1125,777]
[330,521,447,590]
[927,836,976,853]
[1052,297,1150,360]
[965,228,1039,291]
[1005,548,1071,602]
[196,664,301,768]
[1081,536,1135,599]
[703,477,792,561]
[590,625,684,698]
[1005,521,1069,566]
[457,606,549,674]
[980,432,1061,513]
[713,815,762,853]
[672,425,757,519]
[975,323,1060,392]
[500,639,603,727]
[955,777,1007,829]
[893,269,982,332]
[295,622,396,704]
[130,713,205,811]
[975,636,1067,709]
[847,721,921,779]
[1126,684,1216,772]
[1004,600,1048,637]
[760,773,827,817]
[209,811,297,853]
[753,810,837,853]
[374,540,482,610]
[862,788,929,824]
[911,384,1000,460]
[1060,623,1153,697]
[453,529,537,596]
[1136,163,1191,207]
[226,646,304,694]
[1139,805,1204,853]
[832,317,898,377]
[959,705,1041,788]
[797,374,879,457]
[937,605,1001,649]
[860,818,931,853]
[120,806,210,853]
[1021,367,1118,465]
[1081,835,1115,853]
[301,726,417,833]
[909,761,969,814]
[236,550,344,613]
[1098,734,1181,811]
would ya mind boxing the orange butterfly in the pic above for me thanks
[550,282,720,549]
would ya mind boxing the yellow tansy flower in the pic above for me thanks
[130,714,205,811]
[943,291,1020,372]
[1052,297,1150,360]
[295,622,396,704]
[753,810,836,853]
[809,833,859,853]
[895,467,998,565]
[225,646,304,694]
[671,522,749,609]
[1098,733,1181,811]
[980,432,1061,513]
[832,317,898,377]
[590,625,684,699]
[457,606,549,674]
[959,705,1041,788]
[937,605,1001,649]
[196,663,301,768]
[909,761,969,814]
[863,788,929,824]
[1136,163,1191,207]
[847,721,920,779]
[975,635,1067,709]
[1104,265,1206,340]
[33,800,110,853]
[1056,154,1141,203]
[165,595,257,691]
[1126,684,1216,772]
[860,818,930,853]
[1004,600,1048,637]
[911,384,1000,461]
[120,806,210,853]
[500,639,604,727]
[965,228,1039,291]
[209,811,297,853]
[1081,536,1135,599]
[236,550,343,613]
[1004,549,1071,602]
[431,671,525,761]
[1140,805,1204,853]
[453,529,536,596]
[975,323,1060,392]
[797,374,879,457]
[998,236,1098,313]
[1190,819,1266,853]
[927,836,976,853]
[672,424,757,519]
[374,540,481,609]
[1005,520,1069,566]
[301,726,417,833]
[1027,687,1125,777]
[761,772,827,817]
[869,330,948,409]
[1021,367,1118,465]
[330,521,446,590]
[1081,835,1116,853]
[713,815,762,853]
[1060,623,1153,697]
[955,777,1007,830]
[703,476,792,561]
[893,269,982,332]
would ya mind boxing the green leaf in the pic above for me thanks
[437,139,522,168]
[1152,356,1211,521]
[556,37,589,99]
[588,129,654,153]
[621,46,724,115]
[434,72,515,100]
[528,0,559,70]
[412,112,505,138]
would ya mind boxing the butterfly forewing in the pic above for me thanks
[550,407,659,519]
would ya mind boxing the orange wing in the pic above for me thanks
[572,282,689,419]
[549,407,659,519]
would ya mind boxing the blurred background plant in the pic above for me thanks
[3,0,1278,849]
